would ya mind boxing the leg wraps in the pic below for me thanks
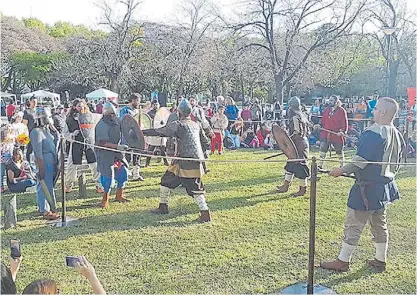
[160,185,171,204]
[284,172,294,182]
[298,178,308,187]
[193,194,209,211]
[375,243,388,262]
[338,241,356,263]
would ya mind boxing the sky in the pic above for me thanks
[0,0,237,28]
[0,0,416,29]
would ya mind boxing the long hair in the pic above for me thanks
[22,279,58,294]
[1,263,17,294]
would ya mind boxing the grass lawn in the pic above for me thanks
[1,150,416,294]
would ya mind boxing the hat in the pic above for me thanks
[178,99,192,117]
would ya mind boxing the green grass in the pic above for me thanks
[1,150,416,294]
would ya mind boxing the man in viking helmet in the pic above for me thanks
[29,106,60,220]
[276,96,310,197]
[143,99,212,222]
[95,102,130,208]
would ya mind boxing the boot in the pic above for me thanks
[150,203,169,214]
[199,210,211,223]
[277,180,291,193]
[100,193,110,208]
[115,189,130,203]
[290,186,307,197]
[319,259,350,272]
[366,259,386,272]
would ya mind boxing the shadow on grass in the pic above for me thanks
[315,264,377,289]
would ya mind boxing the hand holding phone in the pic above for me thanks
[10,239,21,259]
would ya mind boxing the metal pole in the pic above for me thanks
[386,34,391,96]
[60,136,66,223]
[404,117,409,163]
[307,157,318,295]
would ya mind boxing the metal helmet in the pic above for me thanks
[35,106,53,126]
[288,96,301,110]
[103,101,117,115]
[178,99,192,117]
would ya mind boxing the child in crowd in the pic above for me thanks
[241,126,259,148]
[1,126,15,193]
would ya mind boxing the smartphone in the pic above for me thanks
[65,256,82,267]
[10,239,21,259]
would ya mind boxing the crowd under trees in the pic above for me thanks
[1,0,415,104]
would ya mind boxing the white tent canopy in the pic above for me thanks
[0,91,16,98]
[21,90,60,100]
[86,88,118,100]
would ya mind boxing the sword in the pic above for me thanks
[39,179,57,210]
[317,168,356,179]
[263,152,284,160]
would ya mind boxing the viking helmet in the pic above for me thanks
[178,99,192,117]
[289,96,301,110]
[35,106,53,126]
[103,101,117,115]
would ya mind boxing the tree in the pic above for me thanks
[366,0,416,97]
[230,0,366,104]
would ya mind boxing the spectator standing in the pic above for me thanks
[224,97,239,127]
[22,96,37,162]
[250,99,262,132]
[411,101,417,130]
[210,106,228,155]
[6,101,16,122]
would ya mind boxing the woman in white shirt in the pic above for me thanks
[12,112,29,138]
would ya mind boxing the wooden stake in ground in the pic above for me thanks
[4,195,17,229]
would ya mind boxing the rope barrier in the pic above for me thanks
[64,136,416,166]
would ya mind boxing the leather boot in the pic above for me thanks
[366,259,386,272]
[290,186,307,197]
[150,203,169,214]
[115,189,130,203]
[319,259,350,272]
[199,210,211,223]
[100,193,110,208]
[277,180,291,193]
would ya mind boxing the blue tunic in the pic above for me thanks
[348,123,404,211]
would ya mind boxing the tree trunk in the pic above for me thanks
[274,73,284,105]
[388,60,399,98]
[177,76,184,97]
[240,75,245,103]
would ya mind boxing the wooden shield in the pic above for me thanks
[272,124,298,159]
[134,112,152,130]
[121,114,145,150]
[153,107,171,128]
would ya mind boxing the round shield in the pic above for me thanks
[272,124,298,159]
[134,112,152,130]
[154,107,171,128]
[121,114,145,150]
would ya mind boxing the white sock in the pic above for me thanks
[160,186,170,204]
[132,166,140,178]
[338,241,356,262]
[298,178,307,187]
[375,243,388,262]
[284,173,294,182]
[319,152,326,167]
[193,194,209,211]
[338,153,345,167]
